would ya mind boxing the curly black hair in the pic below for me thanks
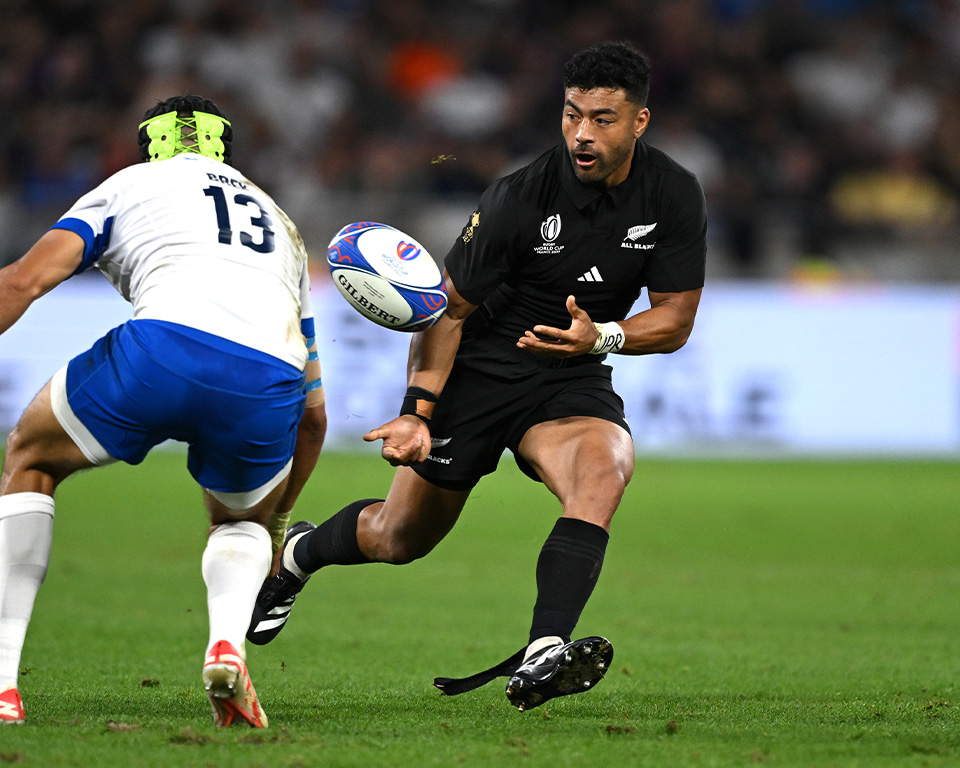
[562,41,652,107]
[138,94,232,164]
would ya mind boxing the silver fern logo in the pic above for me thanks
[626,223,657,240]
[622,222,657,250]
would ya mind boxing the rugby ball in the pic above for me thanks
[326,222,447,332]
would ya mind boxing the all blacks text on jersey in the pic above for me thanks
[621,222,657,250]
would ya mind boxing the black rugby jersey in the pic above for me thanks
[445,140,706,374]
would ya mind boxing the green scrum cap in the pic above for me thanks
[138,110,232,163]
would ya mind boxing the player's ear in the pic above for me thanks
[634,108,650,139]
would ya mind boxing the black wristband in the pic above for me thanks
[399,386,438,424]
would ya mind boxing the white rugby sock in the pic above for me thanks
[524,635,564,661]
[0,493,55,689]
[202,521,271,660]
[281,531,311,580]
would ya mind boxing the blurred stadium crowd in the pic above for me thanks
[1,0,959,280]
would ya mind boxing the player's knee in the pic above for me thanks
[564,460,631,518]
[5,423,23,455]
[2,425,30,474]
[582,456,631,492]
[1,428,45,494]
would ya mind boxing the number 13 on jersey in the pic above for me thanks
[203,185,275,254]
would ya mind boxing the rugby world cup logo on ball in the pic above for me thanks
[327,222,447,332]
[397,241,420,260]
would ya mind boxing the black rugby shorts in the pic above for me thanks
[412,359,630,491]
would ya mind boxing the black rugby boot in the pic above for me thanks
[505,636,613,711]
[246,521,316,645]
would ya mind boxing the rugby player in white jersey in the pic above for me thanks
[0,95,325,728]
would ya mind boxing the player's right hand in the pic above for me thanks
[364,415,431,466]
[517,295,596,357]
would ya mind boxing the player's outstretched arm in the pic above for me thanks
[0,229,84,336]
[365,271,477,467]
[405,273,476,395]
[618,287,702,354]
[517,288,702,358]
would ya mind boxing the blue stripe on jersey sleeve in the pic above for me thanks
[50,216,114,274]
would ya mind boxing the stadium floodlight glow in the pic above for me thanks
[138,110,231,163]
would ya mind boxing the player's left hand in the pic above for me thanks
[517,295,596,358]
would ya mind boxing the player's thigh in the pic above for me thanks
[359,466,471,562]
[517,416,635,528]
[204,475,290,528]
[1,379,95,494]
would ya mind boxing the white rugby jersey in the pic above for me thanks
[52,154,312,369]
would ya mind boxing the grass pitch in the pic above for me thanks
[1,451,958,767]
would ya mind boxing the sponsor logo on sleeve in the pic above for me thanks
[462,211,480,243]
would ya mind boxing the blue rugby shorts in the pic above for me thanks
[54,319,305,496]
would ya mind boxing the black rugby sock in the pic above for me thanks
[528,517,609,643]
[293,498,380,573]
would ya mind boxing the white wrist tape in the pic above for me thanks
[590,322,625,354]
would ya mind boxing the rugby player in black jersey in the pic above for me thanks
[249,40,707,712]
